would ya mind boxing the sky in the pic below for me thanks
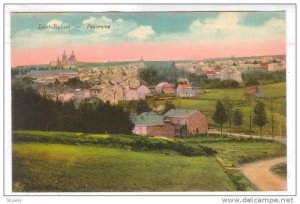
[11,12,286,67]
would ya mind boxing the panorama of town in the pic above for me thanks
[12,51,286,137]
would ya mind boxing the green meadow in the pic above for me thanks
[12,131,286,192]
[152,82,286,136]
[13,143,234,192]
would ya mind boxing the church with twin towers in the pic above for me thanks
[50,51,77,69]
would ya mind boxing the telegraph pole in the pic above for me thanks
[271,97,274,140]
[249,112,252,139]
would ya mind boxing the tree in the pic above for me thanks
[232,109,243,137]
[222,97,234,136]
[138,67,158,85]
[136,100,151,115]
[213,100,228,136]
[65,77,84,88]
[253,101,268,138]
[164,100,175,114]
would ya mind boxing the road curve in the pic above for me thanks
[239,157,287,191]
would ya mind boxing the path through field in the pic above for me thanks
[239,157,287,191]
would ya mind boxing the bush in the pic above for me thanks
[200,79,240,89]
[225,169,257,191]
[13,131,216,157]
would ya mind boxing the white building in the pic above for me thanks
[137,85,151,100]
[125,89,139,101]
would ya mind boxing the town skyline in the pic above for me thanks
[11,11,285,67]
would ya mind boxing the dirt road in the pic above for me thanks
[239,157,287,191]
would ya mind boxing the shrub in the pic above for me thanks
[13,131,216,157]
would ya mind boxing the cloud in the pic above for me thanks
[186,12,285,42]
[11,16,154,49]
[11,13,285,50]
[46,19,70,32]
[82,16,112,25]
[47,19,64,27]
[190,12,240,32]
[127,25,155,40]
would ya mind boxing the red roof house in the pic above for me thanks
[162,84,175,94]
[245,87,258,94]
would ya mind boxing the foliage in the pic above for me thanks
[244,77,259,87]
[199,141,286,166]
[222,97,235,135]
[139,62,200,86]
[153,82,286,136]
[242,71,286,85]
[135,100,151,115]
[12,86,134,134]
[233,109,243,127]
[253,101,268,137]
[271,162,287,178]
[138,67,159,85]
[213,100,228,135]
[233,109,244,135]
[163,100,175,114]
[64,77,86,88]
[225,169,257,191]
[13,131,216,157]
[199,79,240,89]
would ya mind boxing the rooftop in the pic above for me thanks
[163,109,197,117]
[133,112,165,126]
[30,69,78,76]
[178,84,192,88]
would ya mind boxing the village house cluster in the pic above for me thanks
[14,53,285,106]
[175,56,286,83]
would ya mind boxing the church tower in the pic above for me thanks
[62,51,67,62]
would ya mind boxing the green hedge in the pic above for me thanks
[13,131,216,157]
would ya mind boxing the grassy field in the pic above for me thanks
[12,131,286,192]
[181,136,286,166]
[13,143,235,192]
[152,82,286,136]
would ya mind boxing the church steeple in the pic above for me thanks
[62,50,67,61]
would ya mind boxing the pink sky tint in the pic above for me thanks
[11,40,286,67]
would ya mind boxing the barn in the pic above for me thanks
[132,109,208,137]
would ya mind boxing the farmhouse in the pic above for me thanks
[176,84,196,98]
[155,82,175,94]
[132,112,175,137]
[162,84,175,94]
[155,82,169,93]
[132,109,208,137]
[164,109,208,136]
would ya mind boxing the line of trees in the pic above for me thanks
[12,85,134,134]
[213,99,268,138]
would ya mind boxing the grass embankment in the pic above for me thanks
[13,130,215,157]
[181,135,286,166]
[152,82,286,136]
[180,135,286,191]
[12,131,234,192]
[271,162,287,178]
[12,131,286,192]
